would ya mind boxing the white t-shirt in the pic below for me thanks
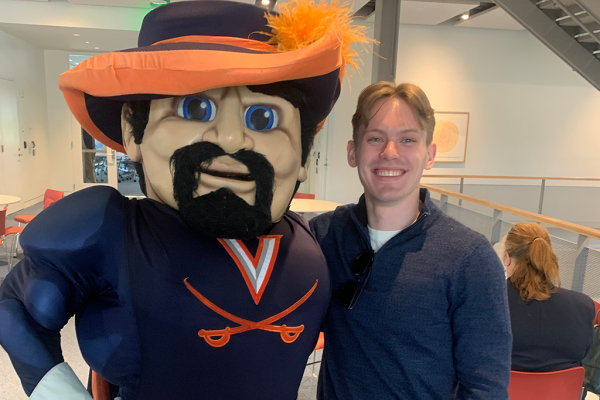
[368,203,422,252]
[368,226,402,252]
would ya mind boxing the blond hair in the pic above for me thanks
[351,81,436,144]
[506,223,561,302]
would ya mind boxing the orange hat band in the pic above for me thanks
[153,35,278,53]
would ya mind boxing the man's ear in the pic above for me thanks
[425,142,436,170]
[297,158,309,182]
[347,140,357,168]
[122,104,142,162]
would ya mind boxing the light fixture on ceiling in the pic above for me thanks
[461,13,469,20]
[261,0,270,5]
[85,41,90,44]
[150,0,170,8]
[95,47,100,50]
[73,33,81,37]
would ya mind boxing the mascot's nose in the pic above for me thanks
[203,96,253,154]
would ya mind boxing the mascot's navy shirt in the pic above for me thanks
[0,186,330,399]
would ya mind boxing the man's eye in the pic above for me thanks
[244,106,278,131]
[368,137,382,142]
[177,97,216,122]
[402,138,416,143]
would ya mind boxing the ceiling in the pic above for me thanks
[0,0,525,53]
[0,23,139,52]
[456,5,524,30]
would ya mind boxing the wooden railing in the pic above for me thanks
[421,184,600,240]
[421,174,600,213]
[422,174,600,181]
[422,183,600,293]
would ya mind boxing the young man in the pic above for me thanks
[310,81,512,400]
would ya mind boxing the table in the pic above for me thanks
[123,195,340,214]
[0,195,21,207]
[290,199,341,214]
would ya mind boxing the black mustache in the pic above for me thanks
[169,141,276,238]
[199,167,254,182]
[170,141,274,201]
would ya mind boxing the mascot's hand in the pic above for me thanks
[28,362,92,400]
[0,300,91,399]
[0,298,64,394]
[0,259,78,394]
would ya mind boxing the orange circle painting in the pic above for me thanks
[433,120,459,153]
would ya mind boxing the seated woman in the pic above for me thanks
[504,222,595,372]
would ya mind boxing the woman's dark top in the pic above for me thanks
[507,279,595,372]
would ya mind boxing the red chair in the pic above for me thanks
[0,207,24,269]
[293,193,315,200]
[91,371,111,400]
[508,367,585,400]
[14,189,64,225]
[315,331,324,351]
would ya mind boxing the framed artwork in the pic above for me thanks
[432,111,470,163]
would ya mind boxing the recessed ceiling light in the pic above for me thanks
[150,0,169,7]
[85,41,90,44]
[95,47,100,50]
[73,33,81,37]
[261,0,269,4]
[461,14,469,20]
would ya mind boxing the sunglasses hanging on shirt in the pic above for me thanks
[339,249,375,310]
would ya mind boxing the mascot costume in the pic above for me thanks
[0,0,370,399]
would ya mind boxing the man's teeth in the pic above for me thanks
[376,170,403,177]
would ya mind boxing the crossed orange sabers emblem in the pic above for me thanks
[184,279,318,348]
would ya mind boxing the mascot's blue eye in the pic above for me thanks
[244,106,278,131]
[177,97,216,122]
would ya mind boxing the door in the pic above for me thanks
[308,117,330,199]
[71,114,118,192]
[297,118,330,199]
[0,78,24,212]
[69,55,118,192]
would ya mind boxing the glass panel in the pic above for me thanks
[92,150,108,183]
[584,249,600,302]
[81,128,106,183]
[117,151,144,197]
[445,203,493,240]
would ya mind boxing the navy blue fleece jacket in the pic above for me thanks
[309,189,512,400]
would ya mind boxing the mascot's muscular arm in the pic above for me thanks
[0,186,127,396]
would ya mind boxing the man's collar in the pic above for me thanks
[353,188,432,228]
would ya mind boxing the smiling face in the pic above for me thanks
[123,86,307,236]
[347,97,436,208]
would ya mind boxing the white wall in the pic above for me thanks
[44,50,76,194]
[0,1,148,31]
[324,23,374,205]
[0,29,51,211]
[397,24,600,180]
[323,23,600,211]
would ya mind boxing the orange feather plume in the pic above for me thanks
[264,0,375,74]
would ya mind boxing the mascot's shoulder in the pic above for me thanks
[284,211,313,235]
[20,186,127,252]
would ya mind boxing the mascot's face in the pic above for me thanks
[123,85,307,239]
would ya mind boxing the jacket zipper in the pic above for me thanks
[375,212,429,254]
